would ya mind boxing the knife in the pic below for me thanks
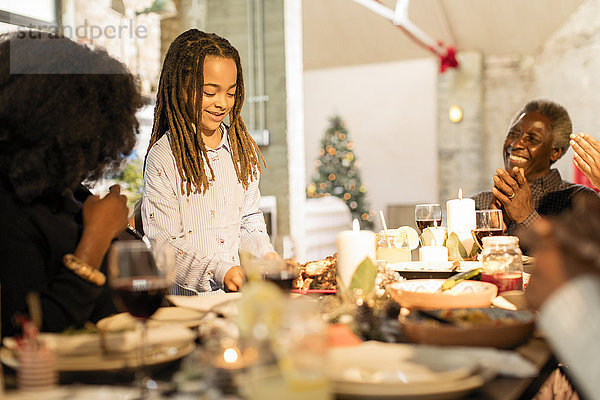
[437,267,481,292]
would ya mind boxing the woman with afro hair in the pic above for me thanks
[0,31,141,337]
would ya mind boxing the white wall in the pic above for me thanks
[303,58,438,231]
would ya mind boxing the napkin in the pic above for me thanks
[415,345,538,378]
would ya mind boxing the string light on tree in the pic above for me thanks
[307,116,374,229]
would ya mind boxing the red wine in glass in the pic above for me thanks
[416,219,443,233]
[472,228,504,248]
[113,276,169,319]
[481,272,523,294]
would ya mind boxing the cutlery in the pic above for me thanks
[437,268,481,292]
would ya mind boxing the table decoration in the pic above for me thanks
[336,224,376,288]
[446,189,476,259]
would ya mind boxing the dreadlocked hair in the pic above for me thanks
[147,29,265,195]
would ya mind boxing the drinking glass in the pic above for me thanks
[472,209,504,249]
[414,204,442,233]
[108,241,175,399]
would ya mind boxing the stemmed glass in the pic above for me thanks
[415,204,442,233]
[108,241,174,399]
[472,209,504,249]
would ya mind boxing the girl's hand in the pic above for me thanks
[224,266,245,291]
[571,132,600,189]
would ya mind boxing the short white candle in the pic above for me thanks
[336,230,376,288]
[419,246,448,262]
[446,188,476,253]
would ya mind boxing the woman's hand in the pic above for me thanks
[571,132,600,189]
[75,185,129,267]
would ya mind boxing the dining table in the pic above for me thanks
[0,288,560,400]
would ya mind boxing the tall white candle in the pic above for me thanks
[336,230,376,288]
[446,188,476,253]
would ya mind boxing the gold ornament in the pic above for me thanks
[328,174,336,181]
[343,193,351,200]
[319,182,327,190]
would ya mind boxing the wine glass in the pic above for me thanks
[241,236,297,291]
[472,209,504,249]
[108,241,174,399]
[415,204,442,233]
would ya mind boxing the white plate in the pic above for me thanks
[97,307,205,331]
[327,341,486,399]
[388,261,481,272]
[1,340,194,372]
[168,292,242,312]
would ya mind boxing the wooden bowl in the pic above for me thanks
[401,308,535,349]
[389,279,498,310]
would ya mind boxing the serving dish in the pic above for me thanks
[401,308,535,349]
[389,279,497,310]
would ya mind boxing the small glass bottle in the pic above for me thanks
[480,236,523,294]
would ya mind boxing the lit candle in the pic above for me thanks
[336,230,376,288]
[446,188,476,253]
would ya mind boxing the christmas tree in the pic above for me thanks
[307,116,374,229]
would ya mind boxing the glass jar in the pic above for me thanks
[480,236,523,294]
[376,230,411,263]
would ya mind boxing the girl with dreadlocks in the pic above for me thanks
[142,30,275,295]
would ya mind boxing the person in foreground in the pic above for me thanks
[523,195,600,400]
[142,30,275,295]
[0,32,141,338]
[570,131,600,190]
[472,99,596,236]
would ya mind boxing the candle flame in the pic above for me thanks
[223,347,239,364]
[458,188,463,200]
[353,219,360,232]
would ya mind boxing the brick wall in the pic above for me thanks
[439,0,600,200]
[205,0,291,236]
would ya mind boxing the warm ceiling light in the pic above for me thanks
[449,105,463,123]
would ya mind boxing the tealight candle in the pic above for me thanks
[446,188,476,254]
[336,230,376,287]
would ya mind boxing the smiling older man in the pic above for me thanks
[472,99,596,236]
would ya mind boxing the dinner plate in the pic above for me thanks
[97,307,205,331]
[327,341,486,399]
[290,289,337,295]
[167,292,242,312]
[1,339,194,372]
[388,261,481,272]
